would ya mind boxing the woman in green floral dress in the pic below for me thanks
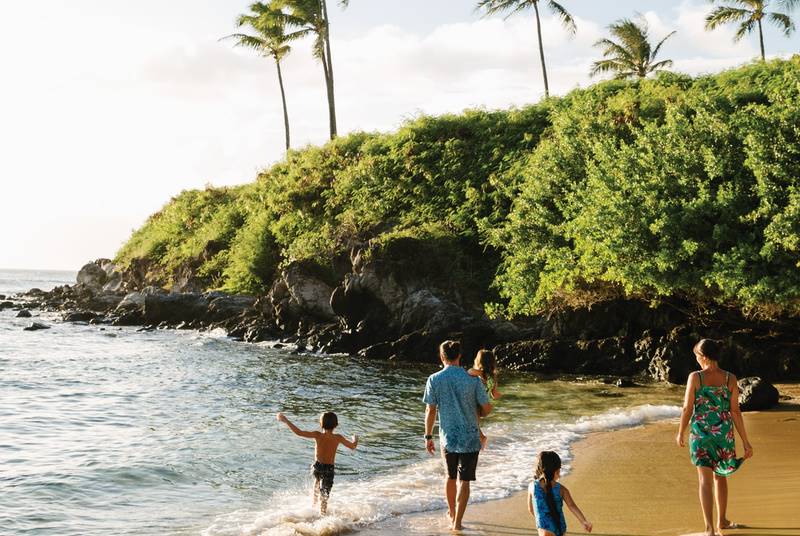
[676,339,754,536]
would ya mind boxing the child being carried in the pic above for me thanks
[467,349,501,449]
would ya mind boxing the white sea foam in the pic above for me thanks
[201,404,681,536]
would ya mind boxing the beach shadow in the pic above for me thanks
[467,524,652,536]
[462,522,531,535]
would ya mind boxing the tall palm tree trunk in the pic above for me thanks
[321,0,338,139]
[533,1,550,97]
[757,18,766,60]
[275,58,291,152]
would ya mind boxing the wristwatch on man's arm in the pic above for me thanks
[424,434,433,440]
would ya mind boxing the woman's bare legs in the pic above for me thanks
[697,467,715,535]
[714,474,732,531]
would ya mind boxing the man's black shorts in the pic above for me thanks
[443,450,479,481]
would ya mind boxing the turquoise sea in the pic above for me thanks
[0,269,683,535]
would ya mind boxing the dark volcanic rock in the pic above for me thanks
[644,326,699,384]
[206,295,257,322]
[0,301,14,310]
[738,377,780,411]
[76,261,108,289]
[493,336,639,375]
[143,293,209,324]
[16,309,32,318]
[112,311,145,326]
[63,310,97,322]
[23,322,50,331]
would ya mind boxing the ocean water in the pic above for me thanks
[0,269,683,536]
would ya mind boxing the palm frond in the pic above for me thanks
[767,11,796,36]
[648,59,674,72]
[651,30,676,61]
[475,0,532,18]
[734,18,757,40]
[593,38,635,63]
[221,32,267,53]
[705,6,752,31]
[590,59,628,77]
[547,0,577,36]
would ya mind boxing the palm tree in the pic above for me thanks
[224,2,297,151]
[705,0,797,61]
[590,17,676,79]
[279,0,347,140]
[476,0,576,97]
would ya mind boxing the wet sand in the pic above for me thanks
[364,386,800,536]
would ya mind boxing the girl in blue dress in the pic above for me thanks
[528,451,592,536]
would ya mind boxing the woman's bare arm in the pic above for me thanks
[676,372,698,447]
[727,374,753,458]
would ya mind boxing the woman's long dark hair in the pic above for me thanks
[535,451,564,535]
[693,338,722,361]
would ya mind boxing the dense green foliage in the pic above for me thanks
[116,58,800,318]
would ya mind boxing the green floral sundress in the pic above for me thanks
[689,371,744,476]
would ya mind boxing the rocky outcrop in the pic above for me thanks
[16,309,32,318]
[63,310,97,323]
[641,327,699,384]
[269,264,336,331]
[494,336,638,376]
[23,322,50,331]
[738,377,780,411]
[76,259,110,290]
[14,253,800,385]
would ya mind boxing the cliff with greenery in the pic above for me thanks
[116,58,800,322]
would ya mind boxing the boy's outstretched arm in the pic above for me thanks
[561,485,592,533]
[276,412,318,439]
[338,434,359,450]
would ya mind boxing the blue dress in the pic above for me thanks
[529,480,567,535]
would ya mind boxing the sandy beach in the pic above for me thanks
[365,385,800,536]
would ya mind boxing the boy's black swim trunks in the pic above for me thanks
[312,461,335,497]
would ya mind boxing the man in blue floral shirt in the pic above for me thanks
[423,340,492,531]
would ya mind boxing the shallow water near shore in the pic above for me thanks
[1,270,684,535]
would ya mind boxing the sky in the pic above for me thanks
[0,0,798,270]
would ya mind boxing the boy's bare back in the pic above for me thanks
[313,431,354,464]
[276,412,358,464]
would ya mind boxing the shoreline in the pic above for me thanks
[360,385,800,536]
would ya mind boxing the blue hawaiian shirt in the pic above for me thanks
[423,365,489,453]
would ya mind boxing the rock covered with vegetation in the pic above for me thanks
[23,59,800,382]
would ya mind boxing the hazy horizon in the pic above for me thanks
[1,0,798,270]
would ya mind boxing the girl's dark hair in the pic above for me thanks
[535,451,564,535]
[439,340,461,362]
[693,339,722,362]
[320,412,338,430]
[473,349,496,382]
